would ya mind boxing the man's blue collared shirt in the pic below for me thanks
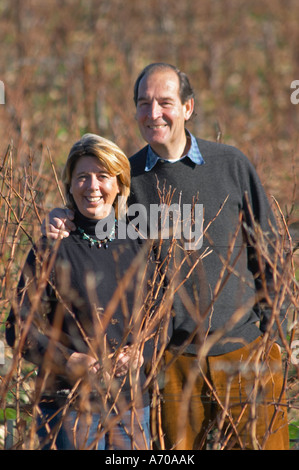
[145,131,205,172]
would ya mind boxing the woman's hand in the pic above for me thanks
[66,346,144,384]
[66,352,99,380]
[114,346,144,377]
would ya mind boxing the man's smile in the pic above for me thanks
[148,124,167,129]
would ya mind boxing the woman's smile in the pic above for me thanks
[85,195,102,203]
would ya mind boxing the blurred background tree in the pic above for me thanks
[0,0,298,215]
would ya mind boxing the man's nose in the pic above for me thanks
[148,101,162,119]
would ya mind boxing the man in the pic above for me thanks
[42,63,289,450]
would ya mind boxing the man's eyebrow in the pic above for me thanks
[137,95,175,102]
[137,95,149,102]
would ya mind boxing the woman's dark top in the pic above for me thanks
[6,211,161,409]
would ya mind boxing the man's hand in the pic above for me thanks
[41,208,76,239]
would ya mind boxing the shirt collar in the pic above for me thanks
[145,130,204,172]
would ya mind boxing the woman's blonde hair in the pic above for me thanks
[62,134,130,219]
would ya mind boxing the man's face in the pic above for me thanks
[135,69,194,159]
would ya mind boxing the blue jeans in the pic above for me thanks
[37,405,150,450]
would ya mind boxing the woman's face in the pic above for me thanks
[70,156,120,219]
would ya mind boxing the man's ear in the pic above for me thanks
[184,98,194,121]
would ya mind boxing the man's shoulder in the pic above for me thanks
[196,137,256,175]
[129,146,150,178]
[196,137,245,160]
[129,146,148,163]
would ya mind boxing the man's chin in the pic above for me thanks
[147,138,168,152]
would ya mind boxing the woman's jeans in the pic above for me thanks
[37,405,150,450]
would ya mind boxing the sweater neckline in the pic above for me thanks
[74,211,98,236]
[74,210,117,248]
[74,210,117,237]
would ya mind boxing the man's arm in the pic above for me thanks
[41,208,76,239]
[241,162,289,345]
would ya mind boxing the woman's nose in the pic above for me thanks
[88,174,100,191]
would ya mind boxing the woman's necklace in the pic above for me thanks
[77,220,116,249]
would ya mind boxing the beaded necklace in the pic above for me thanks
[77,220,116,249]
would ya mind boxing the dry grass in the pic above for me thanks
[0,142,298,449]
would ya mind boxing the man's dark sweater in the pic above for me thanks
[128,137,287,356]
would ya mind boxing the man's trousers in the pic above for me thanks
[160,337,289,450]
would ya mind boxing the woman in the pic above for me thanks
[6,134,162,450]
